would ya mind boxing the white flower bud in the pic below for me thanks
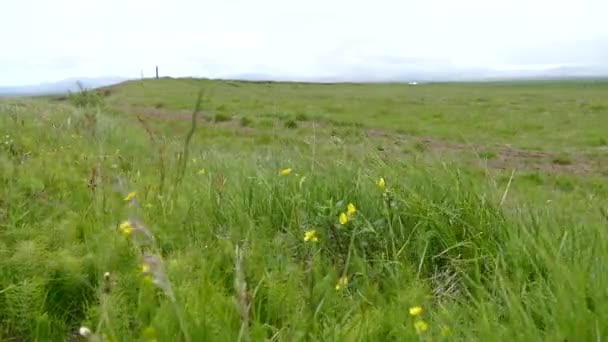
[79,326,92,337]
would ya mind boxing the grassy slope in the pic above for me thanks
[0,80,607,341]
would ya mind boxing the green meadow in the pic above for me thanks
[1,79,607,341]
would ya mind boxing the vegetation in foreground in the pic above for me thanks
[0,80,607,341]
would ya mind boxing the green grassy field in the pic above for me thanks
[1,79,607,341]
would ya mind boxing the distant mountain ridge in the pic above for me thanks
[227,64,608,83]
[2,65,608,97]
[0,77,129,96]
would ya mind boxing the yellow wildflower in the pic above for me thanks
[141,263,150,273]
[119,221,134,236]
[414,320,428,333]
[279,168,292,176]
[335,275,348,290]
[198,168,206,175]
[339,212,348,225]
[124,191,136,201]
[409,306,423,317]
[441,325,451,337]
[377,177,385,190]
[347,203,356,216]
[304,230,319,243]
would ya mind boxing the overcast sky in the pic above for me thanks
[1,0,608,85]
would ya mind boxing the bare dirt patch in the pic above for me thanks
[120,105,210,121]
[122,105,256,134]
[121,105,608,176]
[366,129,606,175]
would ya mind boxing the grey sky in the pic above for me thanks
[1,0,608,85]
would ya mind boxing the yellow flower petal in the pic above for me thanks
[377,177,385,190]
[335,275,348,290]
[409,306,423,317]
[347,203,356,216]
[414,320,428,333]
[197,168,206,175]
[279,168,292,176]
[119,221,134,236]
[339,212,348,225]
[124,191,136,201]
[304,230,319,243]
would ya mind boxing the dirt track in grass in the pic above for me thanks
[123,105,608,176]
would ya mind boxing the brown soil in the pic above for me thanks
[121,105,210,121]
[122,105,256,134]
[422,138,598,175]
[367,129,607,176]
[122,105,608,176]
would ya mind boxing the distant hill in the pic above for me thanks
[0,77,130,97]
[225,64,608,84]
[2,67,608,98]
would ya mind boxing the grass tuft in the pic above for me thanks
[284,119,298,129]
[214,113,232,122]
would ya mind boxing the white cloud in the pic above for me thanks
[1,0,607,85]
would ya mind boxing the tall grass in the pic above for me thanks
[0,100,606,341]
